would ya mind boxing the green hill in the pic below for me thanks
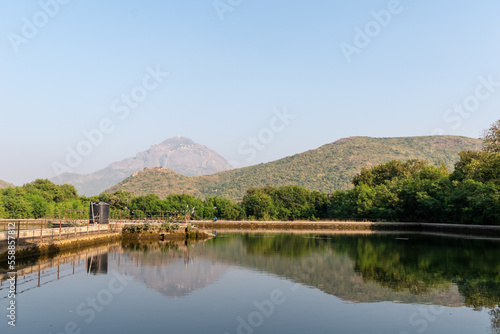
[106,136,482,201]
[0,180,14,189]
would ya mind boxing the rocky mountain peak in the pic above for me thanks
[51,137,232,196]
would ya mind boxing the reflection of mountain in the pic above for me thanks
[137,259,227,298]
[113,242,228,298]
[6,233,500,310]
[194,233,500,307]
[52,136,232,196]
[194,235,463,305]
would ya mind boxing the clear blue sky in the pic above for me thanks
[1,0,499,185]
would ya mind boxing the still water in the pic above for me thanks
[1,232,500,334]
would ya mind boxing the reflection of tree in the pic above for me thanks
[242,233,326,257]
[226,233,500,308]
[490,307,500,334]
[333,234,500,306]
[121,239,181,253]
[456,281,500,309]
[345,237,448,294]
[201,234,464,304]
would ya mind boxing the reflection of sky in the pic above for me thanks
[0,264,493,334]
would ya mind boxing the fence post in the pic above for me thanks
[40,220,43,242]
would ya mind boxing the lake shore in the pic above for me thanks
[3,219,500,263]
[194,220,500,237]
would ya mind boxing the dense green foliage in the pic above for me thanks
[0,179,246,221]
[1,155,498,224]
[106,136,482,201]
[241,185,327,220]
[0,179,84,219]
[329,156,499,224]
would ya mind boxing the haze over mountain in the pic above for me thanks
[106,135,482,200]
[0,180,14,189]
[51,136,233,196]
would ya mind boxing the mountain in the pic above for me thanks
[51,136,233,196]
[106,135,482,200]
[0,180,14,189]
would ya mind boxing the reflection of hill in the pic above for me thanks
[114,242,228,298]
[337,234,500,308]
[194,233,500,307]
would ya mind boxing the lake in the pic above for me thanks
[1,232,500,334]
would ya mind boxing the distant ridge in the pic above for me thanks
[51,136,233,196]
[106,135,482,200]
[0,179,14,189]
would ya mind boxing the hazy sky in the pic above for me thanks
[1,0,499,185]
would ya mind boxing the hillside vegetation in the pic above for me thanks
[106,136,482,200]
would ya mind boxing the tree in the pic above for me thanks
[327,190,358,219]
[271,186,311,220]
[99,190,134,210]
[130,194,161,212]
[416,163,449,181]
[0,194,5,218]
[443,180,500,225]
[205,197,243,220]
[54,184,78,202]
[163,194,204,212]
[483,119,500,153]
[451,150,500,185]
[23,179,58,202]
[352,159,429,187]
[1,187,32,219]
[242,188,276,220]
[352,184,398,221]
[309,191,328,219]
[26,194,49,219]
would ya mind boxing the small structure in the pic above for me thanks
[89,202,110,224]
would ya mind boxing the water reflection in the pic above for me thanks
[1,233,500,333]
[86,253,108,275]
[243,233,500,307]
[119,241,228,298]
[0,245,113,299]
[4,233,499,307]
[491,307,500,334]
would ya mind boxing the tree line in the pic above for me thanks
[1,120,499,225]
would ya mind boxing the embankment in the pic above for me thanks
[1,223,214,262]
[196,220,500,237]
[0,231,121,264]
